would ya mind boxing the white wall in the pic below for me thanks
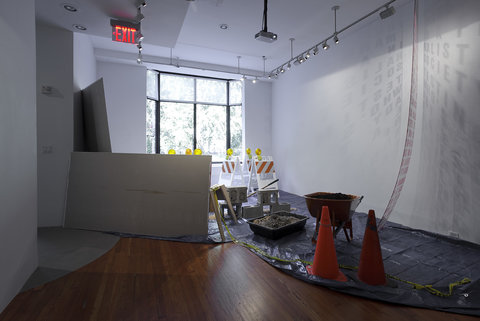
[0,0,38,312]
[402,0,480,242]
[271,0,480,244]
[74,34,97,90]
[36,23,74,227]
[244,80,273,156]
[73,33,97,151]
[97,61,147,153]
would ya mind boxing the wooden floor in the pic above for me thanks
[0,238,477,321]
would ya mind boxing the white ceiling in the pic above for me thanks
[35,0,399,75]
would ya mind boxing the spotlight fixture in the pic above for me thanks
[322,41,329,50]
[255,0,278,42]
[219,23,228,30]
[332,6,340,44]
[305,51,311,59]
[63,4,78,12]
[294,55,304,65]
[252,77,258,84]
[280,66,285,73]
[286,62,291,70]
[313,46,319,55]
[137,38,144,64]
[379,5,396,19]
[134,0,147,8]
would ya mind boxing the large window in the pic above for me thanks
[146,71,243,162]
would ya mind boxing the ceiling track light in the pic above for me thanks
[380,5,396,19]
[332,5,340,44]
[135,0,147,8]
[269,0,396,77]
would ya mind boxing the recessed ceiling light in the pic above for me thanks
[62,3,78,12]
[73,24,87,31]
[219,24,228,30]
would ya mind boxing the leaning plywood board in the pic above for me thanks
[65,152,211,237]
[82,78,111,152]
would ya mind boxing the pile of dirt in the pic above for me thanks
[253,215,301,229]
[310,193,353,200]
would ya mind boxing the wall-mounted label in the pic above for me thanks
[110,19,140,44]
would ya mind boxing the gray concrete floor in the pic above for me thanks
[22,227,119,291]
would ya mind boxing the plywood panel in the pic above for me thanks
[65,152,211,237]
[81,78,111,152]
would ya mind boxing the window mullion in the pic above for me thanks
[156,73,161,153]
[226,81,231,149]
[192,79,196,150]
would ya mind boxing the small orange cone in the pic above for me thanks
[357,210,386,285]
[307,206,347,282]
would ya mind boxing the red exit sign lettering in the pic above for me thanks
[112,26,138,44]
[110,20,140,44]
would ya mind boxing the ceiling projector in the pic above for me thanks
[255,30,278,43]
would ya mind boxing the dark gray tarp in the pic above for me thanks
[113,190,480,316]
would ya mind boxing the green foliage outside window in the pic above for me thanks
[146,71,242,161]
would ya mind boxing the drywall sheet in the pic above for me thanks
[65,152,211,237]
[82,78,111,152]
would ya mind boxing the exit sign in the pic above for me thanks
[110,19,141,44]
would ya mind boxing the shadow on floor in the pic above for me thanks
[22,227,119,291]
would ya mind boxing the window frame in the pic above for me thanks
[146,70,242,160]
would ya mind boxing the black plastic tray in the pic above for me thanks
[247,212,308,239]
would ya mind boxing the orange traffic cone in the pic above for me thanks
[307,206,347,282]
[357,209,386,285]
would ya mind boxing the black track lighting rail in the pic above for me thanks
[269,0,397,77]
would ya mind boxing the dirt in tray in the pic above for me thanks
[311,193,353,200]
[253,215,301,229]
